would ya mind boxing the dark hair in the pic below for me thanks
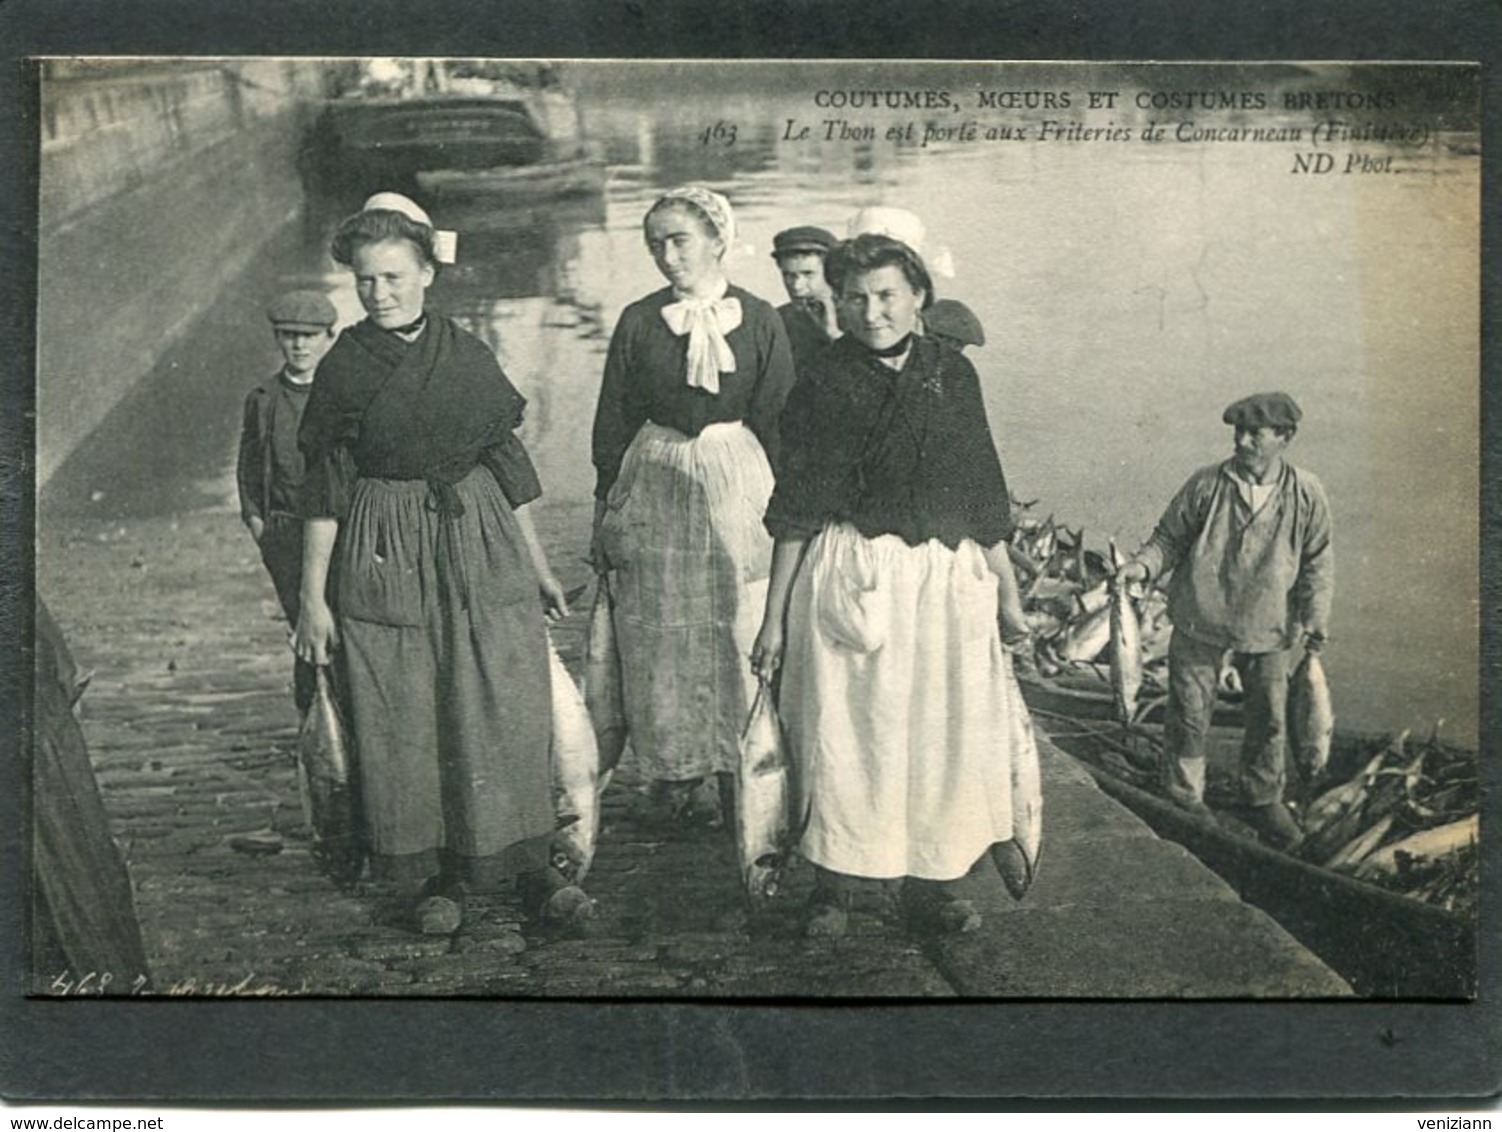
[643,197,722,243]
[330,208,439,268]
[825,234,935,309]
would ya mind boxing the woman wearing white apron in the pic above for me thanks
[753,234,1042,938]
[591,187,796,825]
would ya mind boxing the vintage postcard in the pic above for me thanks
[14,49,1494,1102]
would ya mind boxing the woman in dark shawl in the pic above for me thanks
[752,234,1043,939]
[293,192,590,936]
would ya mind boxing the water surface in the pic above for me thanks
[41,61,1480,745]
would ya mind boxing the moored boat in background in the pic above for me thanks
[303,59,605,203]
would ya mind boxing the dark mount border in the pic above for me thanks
[1,0,1498,1104]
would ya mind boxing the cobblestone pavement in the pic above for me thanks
[36,507,1350,999]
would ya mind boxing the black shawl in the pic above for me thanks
[297,315,541,520]
[764,334,1013,550]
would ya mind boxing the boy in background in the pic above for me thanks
[770,225,841,374]
[237,289,338,712]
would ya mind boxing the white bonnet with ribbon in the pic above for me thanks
[361,191,458,265]
[846,205,955,278]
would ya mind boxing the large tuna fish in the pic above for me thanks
[990,650,1044,899]
[547,640,607,883]
[1054,601,1112,663]
[297,668,364,887]
[1288,649,1335,782]
[1108,541,1142,724]
[735,683,797,901]
[583,577,628,775]
[1355,814,1479,881]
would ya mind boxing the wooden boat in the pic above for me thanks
[417,146,606,202]
[1017,670,1477,999]
[304,60,603,201]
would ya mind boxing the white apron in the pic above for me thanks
[780,522,1043,880]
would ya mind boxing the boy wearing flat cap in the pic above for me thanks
[1118,392,1333,848]
[237,289,338,712]
[771,225,841,373]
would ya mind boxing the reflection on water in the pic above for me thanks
[41,63,1480,745]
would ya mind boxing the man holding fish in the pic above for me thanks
[1118,393,1334,849]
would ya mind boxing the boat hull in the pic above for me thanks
[319,98,547,168]
[304,96,577,198]
[1018,674,1476,999]
[416,151,606,202]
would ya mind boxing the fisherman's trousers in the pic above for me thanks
[1162,632,1292,808]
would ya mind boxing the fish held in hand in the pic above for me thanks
[1288,649,1335,781]
[735,683,797,901]
[583,577,628,775]
[548,640,606,883]
[1107,541,1142,724]
[297,668,363,886]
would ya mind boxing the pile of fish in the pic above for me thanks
[1295,725,1479,915]
[1007,500,1174,718]
[1005,498,1479,915]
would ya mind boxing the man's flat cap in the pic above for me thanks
[771,226,839,259]
[1223,392,1302,430]
[267,290,337,331]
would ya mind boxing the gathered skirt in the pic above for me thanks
[598,421,774,780]
[334,467,554,890]
[780,522,1043,881]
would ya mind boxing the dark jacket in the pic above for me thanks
[237,371,313,525]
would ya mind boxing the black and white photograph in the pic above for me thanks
[27,55,1482,1008]
[8,17,1500,1106]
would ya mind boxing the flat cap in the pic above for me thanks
[924,299,986,348]
[266,289,337,332]
[771,225,839,259]
[1222,392,1302,430]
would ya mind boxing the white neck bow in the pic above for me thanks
[661,280,741,394]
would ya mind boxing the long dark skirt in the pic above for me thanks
[335,468,553,892]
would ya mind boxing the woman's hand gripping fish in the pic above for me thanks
[736,681,802,901]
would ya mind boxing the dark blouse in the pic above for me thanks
[296,316,542,521]
[591,284,797,500]
[763,333,1013,550]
